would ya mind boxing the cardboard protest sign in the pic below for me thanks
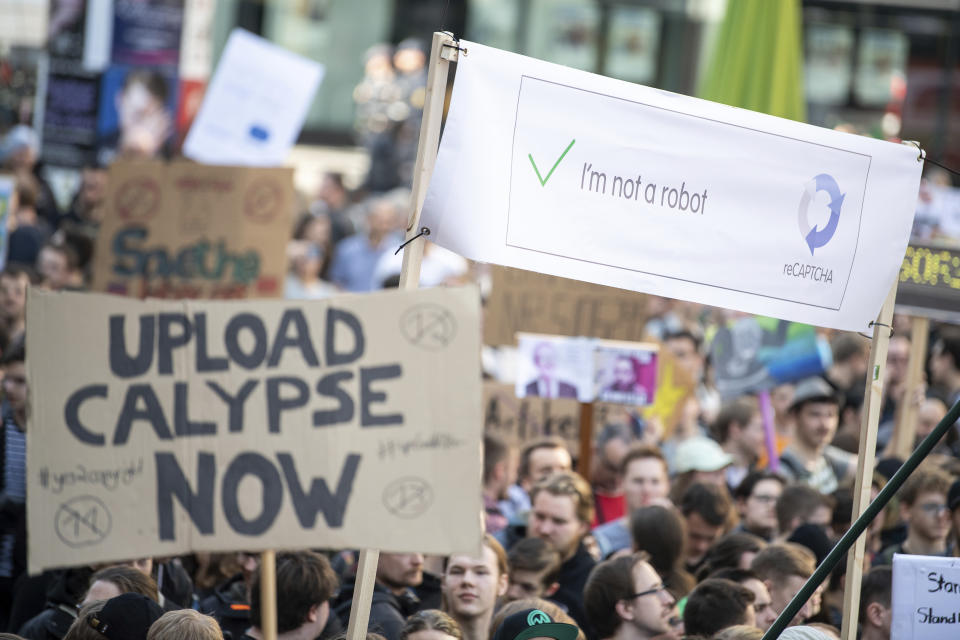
[422,41,922,332]
[483,382,581,456]
[892,553,960,639]
[485,266,650,346]
[91,160,293,299]
[27,287,482,572]
[709,317,832,399]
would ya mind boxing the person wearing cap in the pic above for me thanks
[778,377,854,495]
[490,607,579,640]
[77,594,164,640]
[668,436,734,504]
[874,466,953,565]
[679,483,736,576]
[583,552,680,640]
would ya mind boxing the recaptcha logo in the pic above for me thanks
[798,174,845,255]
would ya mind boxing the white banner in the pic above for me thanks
[892,553,960,639]
[421,41,922,331]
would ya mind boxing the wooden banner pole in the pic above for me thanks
[578,403,594,479]
[839,281,898,640]
[346,31,457,640]
[888,316,929,459]
[259,550,277,640]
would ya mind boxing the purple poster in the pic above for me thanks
[112,0,185,67]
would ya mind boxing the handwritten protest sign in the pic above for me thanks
[892,553,960,639]
[483,382,581,456]
[27,287,482,573]
[91,161,294,299]
[485,267,650,346]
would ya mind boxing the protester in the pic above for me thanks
[775,485,834,541]
[778,378,855,493]
[488,600,583,640]
[442,535,509,640]
[147,610,223,640]
[0,337,26,626]
[670,437,733,503]
[36,243,78,291]
[696,533,767,581]
[248,551,338,640]
[483,435,515,535]
[590,424,632,525]
[0,266,32,348]
[825,333,868,395]
[858,567,891,640]
[592,444,670,558]
[679,483,736,576]
[488,607,578,640]
[682,578,756,638]
[930,332,960,421]
[504,539,561,603]
[400,610,461,640]
[715,398,765,490]
[629,505,695,598]
[333,553,425,640]
[751,543,817,628]
[525,472,596,632]
[500,440,572,526]
[583,553,679,640]
[198,552,259,640]
[84,594,164,640]
[82,566,158,605]
[874,466,953,564]
[707,568,777,632]
[733,471,785,541]
[329,199,402,292]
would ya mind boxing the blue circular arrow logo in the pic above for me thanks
[798,174,844,255]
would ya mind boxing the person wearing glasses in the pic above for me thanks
[874,466,954,566]
[583,552,681,640]
[733,471,785,542]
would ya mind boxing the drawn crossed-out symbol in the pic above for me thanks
[55,496,112,548]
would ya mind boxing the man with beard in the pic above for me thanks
[526,472,596,634]
[584,553,680,640]
[779,378,854,494]
[333,553,426,640]
[442,535,509,640]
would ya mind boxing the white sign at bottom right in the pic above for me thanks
[893,553,960,639]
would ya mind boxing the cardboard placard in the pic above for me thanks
[485,267,650,346]
[892,553,960,639]
[483,382,581,456]
[91,161,294,299]
[27,287,482,573]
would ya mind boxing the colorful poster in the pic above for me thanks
[111,0,185,67]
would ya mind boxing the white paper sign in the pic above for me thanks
[183,29,324,166]
[892,553,960,639]
[420,41,922,332]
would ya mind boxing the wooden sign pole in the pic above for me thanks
[260,550,277,640]
[887,316,929,458]
[840,282,898,640]
[346,30,458,640]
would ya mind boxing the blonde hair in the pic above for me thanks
[147,610,223,640]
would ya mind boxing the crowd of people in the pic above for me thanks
[1,31,960,640]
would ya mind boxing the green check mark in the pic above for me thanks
[528,138,576,187]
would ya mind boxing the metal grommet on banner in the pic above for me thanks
[395,227,431,255]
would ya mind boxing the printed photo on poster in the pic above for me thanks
[48,0,87,60]
[516,333,592,402]
[594,344,658,406]
[96,64,178,166]
[112,0,185,67]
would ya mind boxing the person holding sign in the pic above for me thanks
[247,551,338,640]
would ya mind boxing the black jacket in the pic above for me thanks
[198,574,251,640]
[551,542,597,640]
[332,579,421,640]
